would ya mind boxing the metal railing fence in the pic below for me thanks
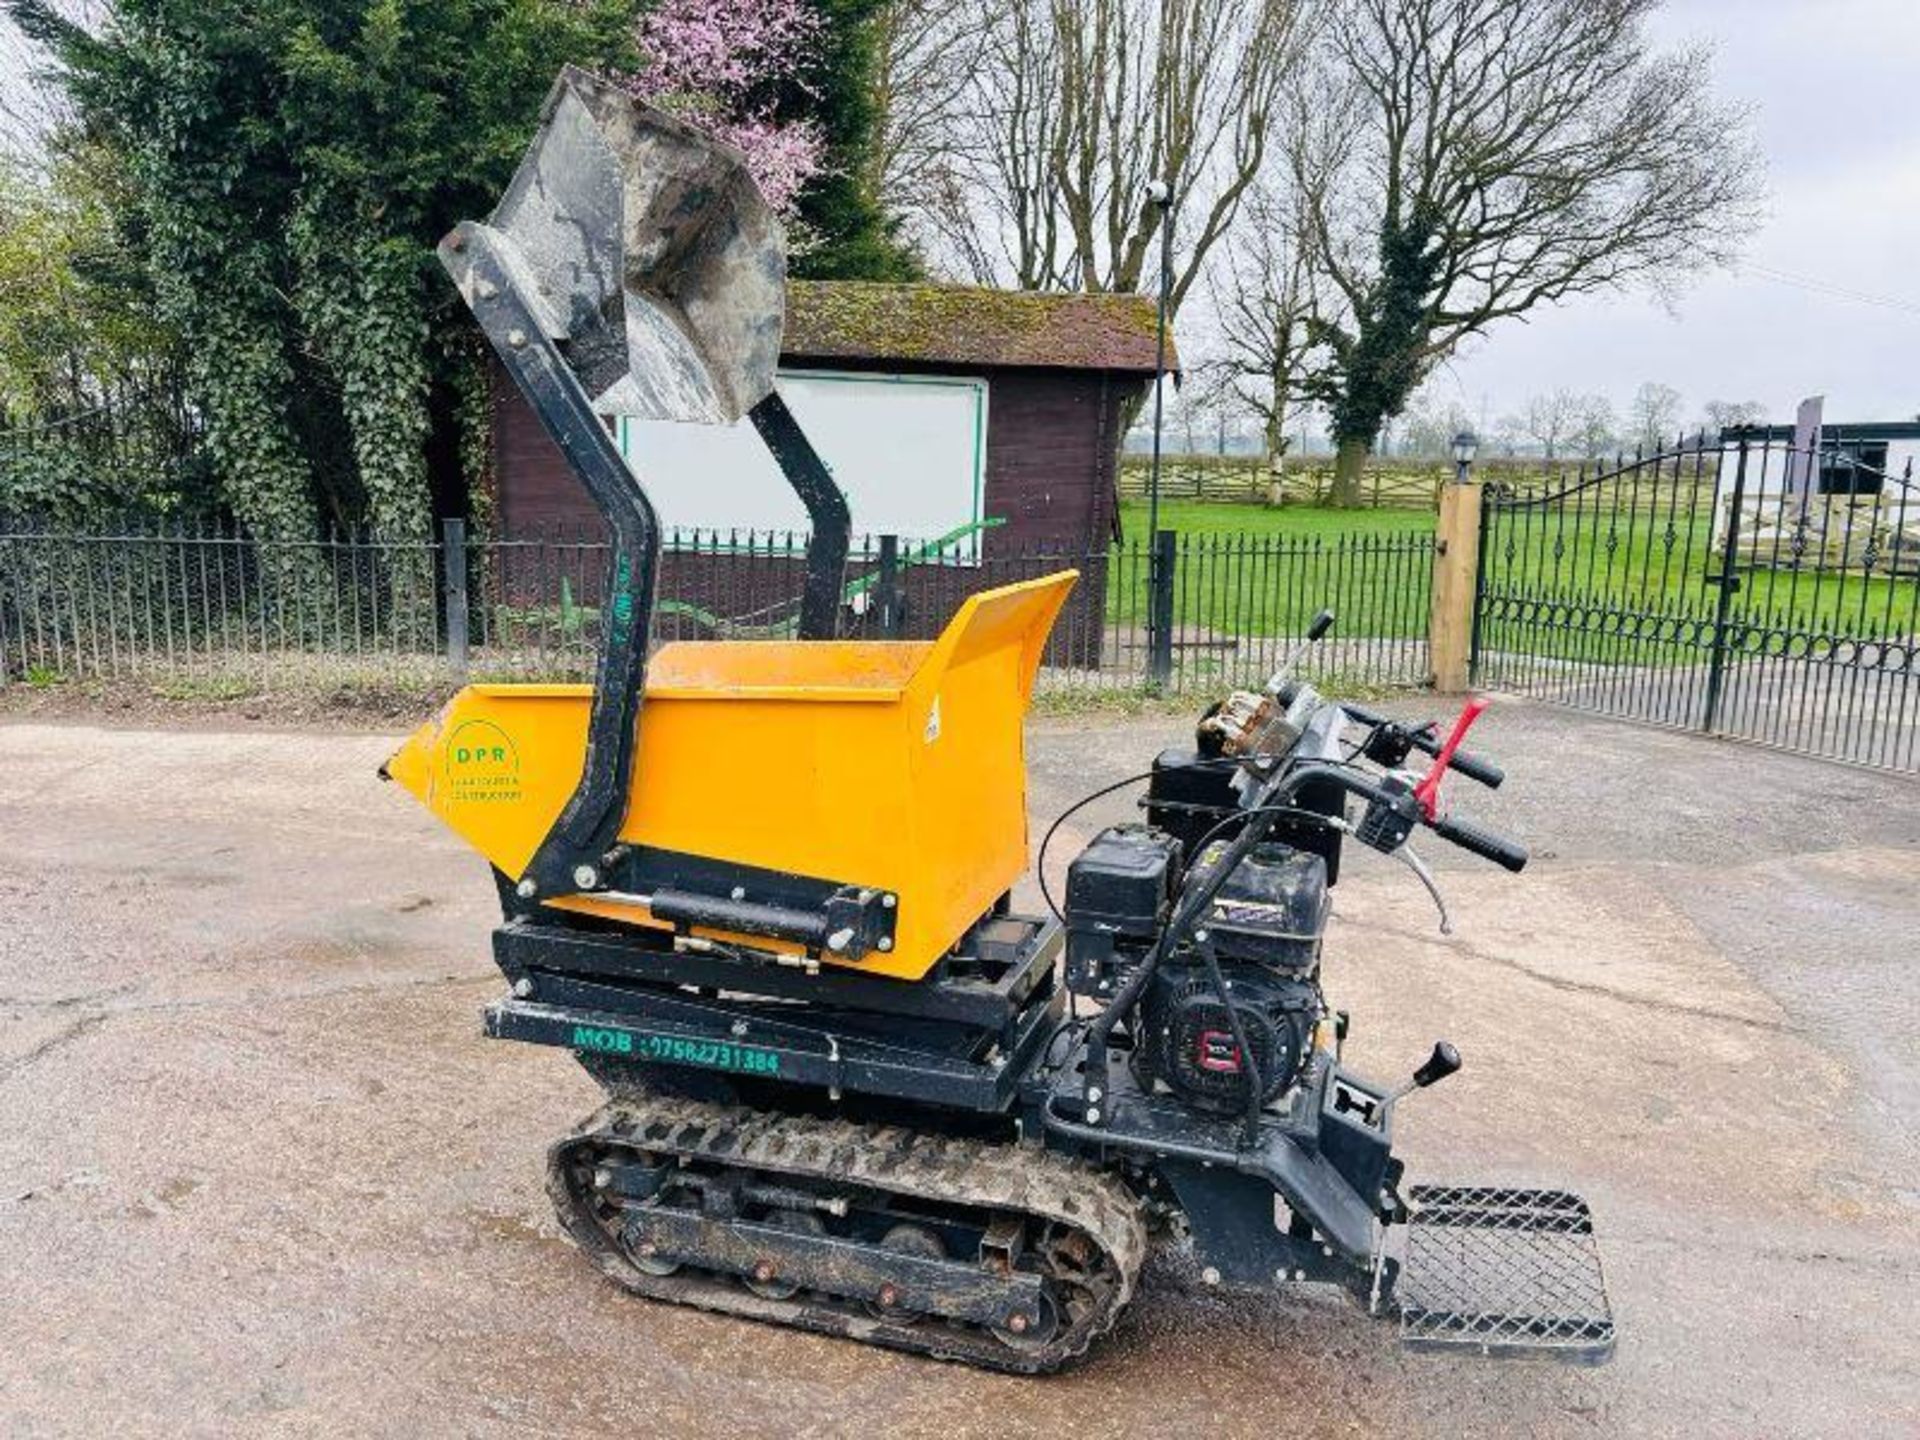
[0,520,1433,697]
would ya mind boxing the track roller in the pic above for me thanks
[547,1094,1148,1374]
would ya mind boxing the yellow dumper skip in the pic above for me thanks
[386,570,1077,981]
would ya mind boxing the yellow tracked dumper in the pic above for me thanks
[388,67,1614,1371]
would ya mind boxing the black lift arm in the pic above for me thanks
[748,391,852,644]
[442,222,662,900]
[435,74,852,903]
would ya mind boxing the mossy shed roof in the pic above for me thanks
[781,281,1173,376]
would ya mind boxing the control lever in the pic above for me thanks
[1262,607,1335,694]
[1390,843,1452,934]
[1383,1041,1462,1108]
[1412,697,1490,820]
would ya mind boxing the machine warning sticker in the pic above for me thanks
[444,718,523,805]
[571,1024,781,1076]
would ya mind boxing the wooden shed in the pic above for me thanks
[485,280,1169,658]
[487,280,1169,552]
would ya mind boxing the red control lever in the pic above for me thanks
[1413,696,1490,820]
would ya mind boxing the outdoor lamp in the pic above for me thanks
[1451,430,1478,483]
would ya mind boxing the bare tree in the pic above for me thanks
[1297,0,1761,504]
[1699,398,1768,435]
[904,0,1299,316]
[1500,389,1584,460]
[1209,176,1321,485]
[1570,393,1618,459]
[1396,388,1476,458]
[1185,361,1248,455]
[1629,381,1685,451]
[871,0,1001,263]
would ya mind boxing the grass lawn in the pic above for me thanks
[1115,498,1430,540]
[1102,495,1920,658]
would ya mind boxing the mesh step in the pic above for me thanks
[1395,1185,1615,1364]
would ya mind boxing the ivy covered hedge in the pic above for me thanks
[9,0,915,550]
[13,0,638,546]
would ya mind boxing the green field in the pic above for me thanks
[1103,496,1920,658]
[1115,498,1430,540]
[1104,500,1432,640]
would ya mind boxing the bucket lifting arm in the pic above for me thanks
[750,394,850,643]
[438,67,851,900]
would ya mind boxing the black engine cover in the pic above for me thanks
[1139,965,1320,1114]
[1064,825,1180,998]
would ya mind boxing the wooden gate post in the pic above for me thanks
[1429,478,1483,693]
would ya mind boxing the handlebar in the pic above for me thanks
[1430,813,1529,873]
[1256,761,1528,876]
[1340,699,1505,789]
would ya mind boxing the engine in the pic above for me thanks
[1065,826,1330,1116]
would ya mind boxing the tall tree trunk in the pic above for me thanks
[1263,406,1287,506]
[1329,436,1369,507]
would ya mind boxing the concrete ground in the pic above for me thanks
[1,699,1917,1438]
[1490,648,1920,774]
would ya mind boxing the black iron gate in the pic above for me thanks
[1472,431,1920,772]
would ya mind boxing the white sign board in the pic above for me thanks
[617,370,989,558]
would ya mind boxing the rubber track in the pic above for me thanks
[547,1093,1149,1373]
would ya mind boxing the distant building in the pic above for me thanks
[1725,419,1920,496]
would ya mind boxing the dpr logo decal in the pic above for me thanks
[445,718,523,805]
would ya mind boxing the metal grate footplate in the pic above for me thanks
[1396,1185,1615,1364]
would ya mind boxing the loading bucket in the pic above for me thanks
[386,571,1077,981]
[467,65,786,425]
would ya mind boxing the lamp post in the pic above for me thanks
[1145,180,1174,687]
[1146,181,1175,541]
[1451,430,1479,486]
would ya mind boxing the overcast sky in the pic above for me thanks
[1435,0,1920,430]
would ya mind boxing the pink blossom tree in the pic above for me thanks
[623,0,827,217]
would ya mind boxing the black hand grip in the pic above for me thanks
[1430,814,1529,873]
[1413,1040,1462,1088]
[1444,746,1505,790]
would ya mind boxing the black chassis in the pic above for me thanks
[484,897,1403,1304]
